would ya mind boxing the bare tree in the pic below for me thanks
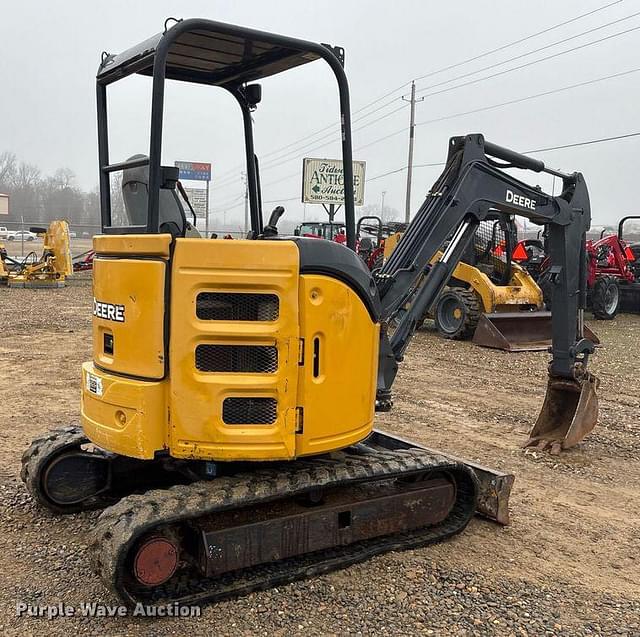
[52,167,75,189]
[12,162,41,190]
[0,152,16,188]
[0,152,101,228]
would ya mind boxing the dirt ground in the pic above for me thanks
[0,276,638,636]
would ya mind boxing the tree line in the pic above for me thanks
[0,152,100,227]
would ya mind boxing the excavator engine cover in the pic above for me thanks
[472,311,600,352]
[525,373,600,454]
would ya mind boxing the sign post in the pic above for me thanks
[175,161,212,235]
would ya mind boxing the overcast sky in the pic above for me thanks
[1,0,639,229]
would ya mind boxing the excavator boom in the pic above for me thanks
[375,134,598,453]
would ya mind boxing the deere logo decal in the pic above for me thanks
[93,298,125,323]
[505,188,536,210]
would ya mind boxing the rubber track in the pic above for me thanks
[90,445,477,606]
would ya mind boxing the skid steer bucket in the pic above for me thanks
[472,311,600,352]
[525,373,600,454]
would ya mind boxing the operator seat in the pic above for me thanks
[122,154,187,237]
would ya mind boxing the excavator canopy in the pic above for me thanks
[96,22,327,87]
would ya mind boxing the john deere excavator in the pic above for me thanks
[22,19,598,607]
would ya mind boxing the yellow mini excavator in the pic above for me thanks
[22,19,599,607]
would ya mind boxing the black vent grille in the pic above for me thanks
[196,292,279,321]
[195,345,278,373]
[223,397,277,425]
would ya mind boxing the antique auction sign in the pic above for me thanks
[302,158,366,206]
[183,187,208,218]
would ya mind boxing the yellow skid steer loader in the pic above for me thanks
[429,218,598,351]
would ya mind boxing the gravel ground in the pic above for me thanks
[0,277,638,636]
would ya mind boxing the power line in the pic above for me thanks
[214,101,409,189]
[525,130,640,153]
[413,0,624,84]
[410,130,640,170]
[213,1,623,184]
[214,86,409,185]
[356,64,640,155]
[417,66,640,128]
[414,8,640,97]
[226,64,640,197]
[416,22,640,101]
[215,17,640,192]
[214,127,640,213]
[260,130,640,206]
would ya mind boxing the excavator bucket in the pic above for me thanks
[524,374,600,454]
[472,311,600,352]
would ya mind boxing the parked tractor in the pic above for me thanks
[516,216,640,318]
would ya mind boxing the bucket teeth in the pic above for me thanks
[525,373,600,454]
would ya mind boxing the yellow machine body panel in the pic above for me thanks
[0,243,7,280]
[45,220,73,277]
[81,236,380,462]
[93,234,172,258]
[81,362,168,459]
[169,239,300,461]
[92,257,167,379]
[295,274,379,456]
[383,232,403,261]
[431,251,543,312]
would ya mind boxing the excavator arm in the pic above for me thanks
[375,134,598,453]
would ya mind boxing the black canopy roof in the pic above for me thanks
[96,19,338,87]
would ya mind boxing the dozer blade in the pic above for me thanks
[525,373,600,454]
[472,311,600,352]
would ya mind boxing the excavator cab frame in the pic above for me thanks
[96,18,357,247]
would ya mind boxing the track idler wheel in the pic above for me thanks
[525,373,600,454]
[133,535,180,587]
[21,427,112,513]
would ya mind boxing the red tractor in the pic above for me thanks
[356,217,408,271]
[514,216,640,319]
[585,215,640,317]
[294,217,407,271]
[72,249,95,272]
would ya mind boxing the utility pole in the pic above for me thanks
[381,191,386,220]
[402,81,424,223]
[241,172,249,234]
[205,178,210,237]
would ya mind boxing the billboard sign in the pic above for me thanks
[302,158,366,206]
[182,187,208,218]
[175,161,211,182]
